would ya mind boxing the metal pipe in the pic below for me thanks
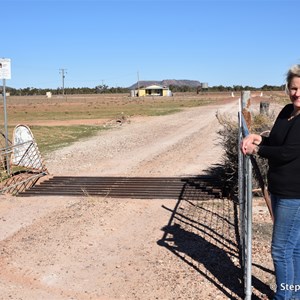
[238,111,245,265]
[2,79,10,174]
[245,156,253,300]
[238,91,253,299]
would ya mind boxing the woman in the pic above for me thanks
[241,64,300,300]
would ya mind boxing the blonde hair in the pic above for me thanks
[286,64,300,93]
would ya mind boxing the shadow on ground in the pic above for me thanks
[157,170,274,300]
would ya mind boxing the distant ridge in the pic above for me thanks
[128,79,202,89]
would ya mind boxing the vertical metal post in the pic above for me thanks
[137,71,140,97]
[2,78,10,174]
[245,155,253,300]
[238,91,253,300]
[238,110,245,264]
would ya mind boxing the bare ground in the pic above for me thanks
[0,97,275,300]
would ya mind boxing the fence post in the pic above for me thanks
[245,155,253,300]
[238,91,253,300]
[238,110,245,264]
[2,79,10,174]
[241,91,251,130]
[260,102,270,115]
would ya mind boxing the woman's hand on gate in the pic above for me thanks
[240,134,262,155]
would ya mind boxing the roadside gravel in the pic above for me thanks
[0,97,275,300]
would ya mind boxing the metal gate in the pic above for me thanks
[0,134,48,195]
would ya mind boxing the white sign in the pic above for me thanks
[0,58,11,80]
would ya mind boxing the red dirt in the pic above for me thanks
[0,96,276,299]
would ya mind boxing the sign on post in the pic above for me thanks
[1,58,11,174]
[0,58,11,80]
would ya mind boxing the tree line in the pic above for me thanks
[3,83,285,96]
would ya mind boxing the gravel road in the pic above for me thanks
[45,100,238,177]
[0,98,275,300]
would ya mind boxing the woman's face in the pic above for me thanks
[289,76,300,109]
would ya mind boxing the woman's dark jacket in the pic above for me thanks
[258,103,300,198]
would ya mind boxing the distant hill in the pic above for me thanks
[129,79,202,89]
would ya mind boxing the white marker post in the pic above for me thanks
[0,58,11,174]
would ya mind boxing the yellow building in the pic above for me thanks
[132,84,172,97]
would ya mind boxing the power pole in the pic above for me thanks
[59,68,67,95]
[137,71,140,97]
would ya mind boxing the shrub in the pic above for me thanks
[216,110,275,199]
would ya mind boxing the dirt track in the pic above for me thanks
[0,97,274,299]
[45,99,236,177]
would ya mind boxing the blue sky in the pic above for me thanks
[2,0,300,89]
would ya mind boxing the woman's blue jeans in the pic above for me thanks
[271,194,300,300]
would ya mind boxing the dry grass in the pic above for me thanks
[0,91,288,155]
